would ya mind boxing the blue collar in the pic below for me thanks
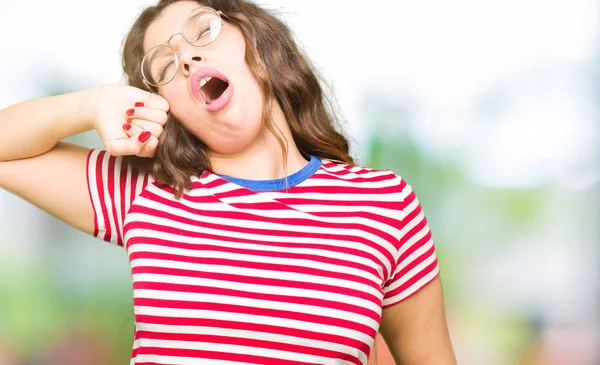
[216,155,322,192]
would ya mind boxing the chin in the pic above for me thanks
[221,107,262,132]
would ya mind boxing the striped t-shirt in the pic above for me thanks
[86,150,439,365]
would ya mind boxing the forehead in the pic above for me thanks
[144,1,204,52]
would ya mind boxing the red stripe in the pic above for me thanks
[142,173,150,191]
[135,330,359,363]
[106,155,122,245]
[135,315,371,355]
[133,281,381,322]
[131,266,382,305]
[129,168,139,211]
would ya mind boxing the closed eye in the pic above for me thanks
[158,60,175,83]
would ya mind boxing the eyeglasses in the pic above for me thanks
[141,6,225,88]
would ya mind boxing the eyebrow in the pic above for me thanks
[146,50,162,66]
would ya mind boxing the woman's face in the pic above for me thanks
[144,1,265,156]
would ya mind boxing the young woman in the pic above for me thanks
[0,0,456,364]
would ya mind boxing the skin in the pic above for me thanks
[0,1,457,363]
[379,277,457,364]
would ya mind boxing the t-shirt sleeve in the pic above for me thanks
[86,149,151,247]
[382,178,440,308]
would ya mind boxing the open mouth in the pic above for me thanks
[198,76,230,105]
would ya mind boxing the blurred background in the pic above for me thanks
[0,0,598,364]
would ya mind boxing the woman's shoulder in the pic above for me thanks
[317,158,410,193]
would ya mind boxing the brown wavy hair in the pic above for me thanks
[122,0,354,197]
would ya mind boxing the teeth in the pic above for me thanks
[199,89,210,105]
[199,77,212,88]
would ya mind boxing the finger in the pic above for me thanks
[122,122,144,137]
[127,107,168,127]
[137,135,158,158]
[128,118,164,138]
[146,92,170,112]
[106,130,154,157]
[130,99,170,113]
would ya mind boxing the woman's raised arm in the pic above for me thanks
[0,86,169,234]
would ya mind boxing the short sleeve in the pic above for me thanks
[382,179,440,308]
[86,149,151,247]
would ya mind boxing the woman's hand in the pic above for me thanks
[90,85,170,158]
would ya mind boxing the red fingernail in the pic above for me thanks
[138,131,152,143]
[126,109,134,116]
[126,118,133,124]
[135,102,144,107]
[123,123,131,131]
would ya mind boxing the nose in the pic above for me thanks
[178,43,203,77]
[168,35,204,78]
[181,53,203,76]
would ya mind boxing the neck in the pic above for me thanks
[208,105,308,181]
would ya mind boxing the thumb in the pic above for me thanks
[132,131,154,157]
